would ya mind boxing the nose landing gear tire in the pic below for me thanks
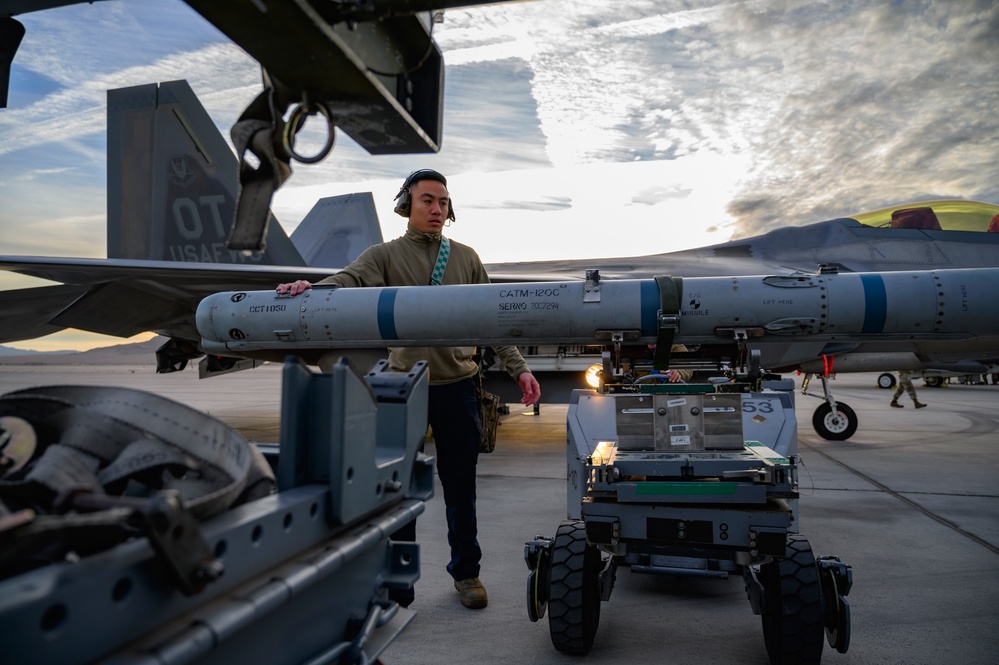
[812,402,858,440]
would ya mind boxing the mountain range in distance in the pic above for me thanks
[0,337,165,366]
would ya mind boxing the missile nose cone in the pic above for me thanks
[196,291,230,342]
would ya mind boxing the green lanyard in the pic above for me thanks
[429,236,450,285]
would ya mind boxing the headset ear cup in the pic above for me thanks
[394,189,410,217]
[394,169,449,219]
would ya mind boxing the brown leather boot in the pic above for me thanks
[890,400,903,408]
[454,578,488,609]
[914,401,927,408]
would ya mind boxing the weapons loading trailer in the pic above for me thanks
[524,349,852,664]
[0,357,433,665]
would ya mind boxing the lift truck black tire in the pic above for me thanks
[760,534,825,665]
[547,520,602,655]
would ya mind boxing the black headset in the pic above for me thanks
[393,169,456,221]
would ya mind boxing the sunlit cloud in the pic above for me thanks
[0,43,258,159]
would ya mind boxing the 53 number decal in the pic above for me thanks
[742,399,775,414]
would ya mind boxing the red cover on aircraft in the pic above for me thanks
[890,207,942,230]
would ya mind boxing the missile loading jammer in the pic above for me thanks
[196,267,999,663]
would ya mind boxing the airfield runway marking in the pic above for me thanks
[800,439,999,556]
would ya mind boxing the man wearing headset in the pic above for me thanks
[277,169,541,610]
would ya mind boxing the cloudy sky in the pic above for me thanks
[2,0,997,350]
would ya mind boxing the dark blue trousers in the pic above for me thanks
[391,377,481,604]
[428,378,483,581]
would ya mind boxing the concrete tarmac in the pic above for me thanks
[1,365,997,664]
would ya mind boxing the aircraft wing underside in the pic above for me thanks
[0,258,336,343]
[0,283,89,342]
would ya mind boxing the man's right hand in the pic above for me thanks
[276,280,313,296]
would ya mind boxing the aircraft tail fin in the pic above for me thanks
[290,193,383,268]
[106,80,306,266]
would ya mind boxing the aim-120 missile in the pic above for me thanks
[196,268,999,369]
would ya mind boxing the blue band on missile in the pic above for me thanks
[860,274,887,334]
[640,280,659,336]
[377,289,399,340]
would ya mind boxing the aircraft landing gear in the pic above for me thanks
[877,372,896,389]
[812,402,858,440]
[809,375,858,440]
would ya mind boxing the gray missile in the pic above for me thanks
[196,268,999,369]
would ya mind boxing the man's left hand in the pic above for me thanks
[518,372,541,406]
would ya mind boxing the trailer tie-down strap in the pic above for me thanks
[653,275,683,371]
[0,385,275,582]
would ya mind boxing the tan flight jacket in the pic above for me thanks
[316,225,531,385]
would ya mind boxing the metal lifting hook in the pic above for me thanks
[282,100,335,164]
